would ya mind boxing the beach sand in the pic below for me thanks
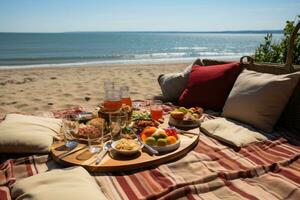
[0,62,190,118]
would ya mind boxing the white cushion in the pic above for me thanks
[11,167,108,200]
[201,118,267,147]
[0,114,62,153]
[222,69,300,132]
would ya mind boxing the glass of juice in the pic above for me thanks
[103,89,122,111]
[120,86,132,107]
[150,100,163,121]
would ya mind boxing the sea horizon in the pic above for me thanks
[0,30,283,34]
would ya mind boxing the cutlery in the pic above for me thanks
[176,131,194,138]
[174,128,199,137]
[136,134,159,155]
[95,141,112,165]
[59,145,88,159]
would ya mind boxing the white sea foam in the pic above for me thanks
[133,52,188,59]
[0,55,244,70]
[174,47,208,50]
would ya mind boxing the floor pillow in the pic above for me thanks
[222,69,300,132]
[179,62,242,110]
[0,114,62,153]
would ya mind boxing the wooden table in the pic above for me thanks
[51,115,200,172]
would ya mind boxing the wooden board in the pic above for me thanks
[51,115,200,172]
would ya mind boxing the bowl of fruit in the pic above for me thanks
[169,107,203,129]
[140,127,180,153]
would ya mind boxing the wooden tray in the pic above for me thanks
[51,133,198,172]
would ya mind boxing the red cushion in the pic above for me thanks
[179,62,242,111]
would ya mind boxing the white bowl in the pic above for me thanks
[111,140,141,156]
[168,116,200,129]
[150,139,180,153]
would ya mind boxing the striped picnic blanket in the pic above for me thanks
[1,108,300,200]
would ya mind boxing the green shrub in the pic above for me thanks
[254,15,300,65]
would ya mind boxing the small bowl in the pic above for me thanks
[151,139,181,153]
[111,139,141,156]
[169,116,200,129]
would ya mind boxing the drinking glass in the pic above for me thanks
[120,86,132,107]
[150,100,163,121]
[87,124,103,154]
[118,113,128,134]
[103,89,122,111]
[62,118,79,149]
[109,115,122,140]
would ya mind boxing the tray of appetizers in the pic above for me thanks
[51,113,199,172]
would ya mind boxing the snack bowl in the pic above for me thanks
[111,139,142,156]
[169,107,202,129]
[150,139,181,153]
[168,116,200,129]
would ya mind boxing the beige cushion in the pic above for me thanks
[222,69,300,132]
[158,64,194,101]
[201,118,267,147]
[11,166,108,200]
[0,114,62,153]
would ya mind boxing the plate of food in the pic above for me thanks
[139,127,180,153]
[131,111,159,130]
[73,117,108,142]
[169,107,203,129]
[111,138,142,156]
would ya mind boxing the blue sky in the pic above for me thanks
[0,0,299,32]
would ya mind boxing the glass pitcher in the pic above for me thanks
[120,86,132,107]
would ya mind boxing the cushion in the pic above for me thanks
[11,166,108,200]
[158,59,203,102]
[0,114,62,153]
[280,80,300,133]
[179,62,242,110]
[222,69,300,132]
[201,118,267,147]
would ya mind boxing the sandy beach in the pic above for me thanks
[0,62,191,118]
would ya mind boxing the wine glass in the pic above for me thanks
[118,113,128,135]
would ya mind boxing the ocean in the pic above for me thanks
[0,32,282,68]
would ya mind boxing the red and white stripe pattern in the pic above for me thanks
[0,108,300,199]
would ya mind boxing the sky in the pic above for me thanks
[0,0,299,32]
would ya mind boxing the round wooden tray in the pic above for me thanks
[51,133,199,172]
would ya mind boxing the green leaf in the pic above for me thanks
[254,15,300,65]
